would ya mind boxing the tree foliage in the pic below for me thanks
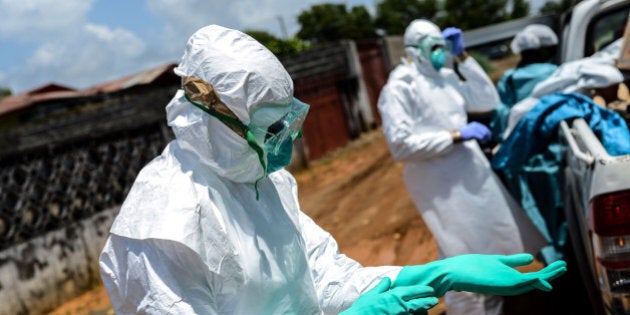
[296,3,376,43]
[510,0,530,19]
[0,87,11,100]
[540,0,582,15]
[374,0,439,36]
[345,6,378,39]
[294,0,540,44]
[438,0,509,30]
[245,30,311,57]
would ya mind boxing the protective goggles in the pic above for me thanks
[182,76,308,154]
[419,36,448,54]
[249,99,309,154]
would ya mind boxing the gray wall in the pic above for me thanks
[0,208,116,315]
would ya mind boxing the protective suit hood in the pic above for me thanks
[404,19,441,47]
[403,19,443,75]
[510,24,558,54]
[168,24,294,183]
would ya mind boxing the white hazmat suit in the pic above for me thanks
[98,25,401,314]
[377,20,544,315]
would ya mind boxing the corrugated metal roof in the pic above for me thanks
[26,83,76,95]
[0,84,83,116]
[0,63,178,117]
[83,63,177,94]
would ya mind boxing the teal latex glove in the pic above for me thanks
[393,253,567,297]
[341,277,439,315]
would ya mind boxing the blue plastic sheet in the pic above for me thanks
[491,92,630,263]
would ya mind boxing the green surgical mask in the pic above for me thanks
[430,48,446,71]
[266,138,293,173]
[409,36,449,71]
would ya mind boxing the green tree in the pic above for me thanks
[540,0,582,15]
[374,0,439,36]
[346,6,378,39]
[245,30,310,57]
[297,3,376,43]
[438,0,509,30]
[510,0,530,19]
[0,87,11,99]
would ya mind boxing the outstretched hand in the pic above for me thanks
[341,277,438,315]
[394,253,567,297]
[445,254,567,295]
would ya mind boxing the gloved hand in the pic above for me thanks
[393,253,567,297]
[460,121,492,144]
[441,27,465,56]
[341,277,438,315]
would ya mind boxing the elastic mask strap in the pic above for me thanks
[184,93,266,200]
[246,130,265,200]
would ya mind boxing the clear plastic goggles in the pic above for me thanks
[420,36,447,51]
[418,36,449,58]
[249,98,309,154]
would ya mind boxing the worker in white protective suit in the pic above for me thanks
[99,24,566,315]
[377,19,547,315]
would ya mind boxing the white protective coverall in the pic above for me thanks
[377,20,544,315]
[99,25,400,314]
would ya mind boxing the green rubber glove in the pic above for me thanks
[341,277,439,315]
[393,253,567,297]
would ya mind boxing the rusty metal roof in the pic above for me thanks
[0,84,83,116]
[0,63,178,117]
[83,63,177,94]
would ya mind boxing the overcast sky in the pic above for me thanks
[0,0,547,94]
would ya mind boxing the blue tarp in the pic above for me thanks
[494,92,630,169]
[491,92,630,263]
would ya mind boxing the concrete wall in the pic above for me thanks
[0,208,116,315]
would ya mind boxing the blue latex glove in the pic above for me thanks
[441,27,465,55]
[341,277,438,315]
[460,121,492,144]
[393,253,567,297]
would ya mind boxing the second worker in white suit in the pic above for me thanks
[377,19,545,315]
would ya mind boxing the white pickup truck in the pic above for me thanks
[466,1,630,313]
[554,1,630,314]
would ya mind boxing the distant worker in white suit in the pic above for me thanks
[377,19,546,315]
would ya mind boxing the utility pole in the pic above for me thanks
[277,15,289,39]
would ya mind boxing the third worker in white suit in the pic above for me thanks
[377,19,545,315]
